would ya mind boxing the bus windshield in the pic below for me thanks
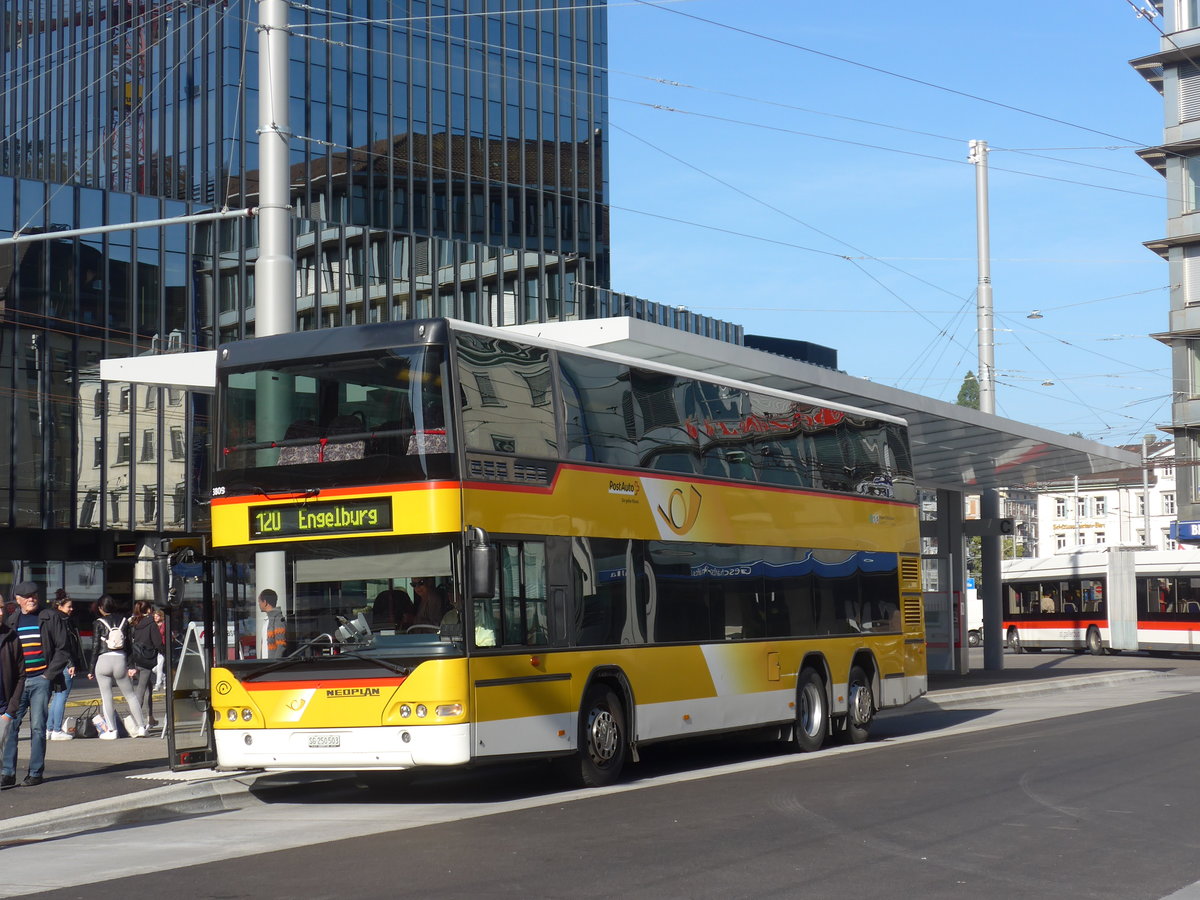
[224,537,463,655]
[217,344,453,491]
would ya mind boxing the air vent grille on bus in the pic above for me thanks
[901,593,923,629]
[899,557,921,591]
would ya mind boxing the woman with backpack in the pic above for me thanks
[86,595,147,739]
[128,600,162,729]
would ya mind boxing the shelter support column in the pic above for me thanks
[981,488,1003,670]
[920,489,968,674]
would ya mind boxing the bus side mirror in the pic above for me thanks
[468,526,496,599]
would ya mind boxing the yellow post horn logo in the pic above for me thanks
[657,485,703,535]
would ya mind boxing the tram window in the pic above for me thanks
[1181,578,1200,614]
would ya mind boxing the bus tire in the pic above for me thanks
[1086,626,1103,656]
[576,685,627,788]
[968,630,981,648]
[793,668,828,753]
[1008,628,1023,654]
[843,665,874,745]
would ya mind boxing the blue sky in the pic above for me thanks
[604,1,1168,446]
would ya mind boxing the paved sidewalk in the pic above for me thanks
[0,684,185,828]
[0,658,1177,846]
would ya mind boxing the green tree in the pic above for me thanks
[956,371,980,410]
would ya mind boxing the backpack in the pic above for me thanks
[131,632,157,669]
[103,618,126,651]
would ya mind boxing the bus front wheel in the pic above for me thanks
[793,668,828,753]
[1086,626,1103,656]
[576,685,627,788]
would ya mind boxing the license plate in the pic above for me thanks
[308,734,340,748]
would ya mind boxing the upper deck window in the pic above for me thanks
[217,345,452,487]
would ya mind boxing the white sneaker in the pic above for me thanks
[133,727,148,738]
[98,731,118,740]
[48,730,73,741]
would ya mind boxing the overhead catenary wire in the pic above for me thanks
[2,1,1161,446]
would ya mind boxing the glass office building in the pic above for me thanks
[0,0,740,597]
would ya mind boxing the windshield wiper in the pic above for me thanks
[332,650,411,676]
[241,635,413,681]
[241,633,335,680]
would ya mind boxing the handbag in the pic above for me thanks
[74,701,102,739]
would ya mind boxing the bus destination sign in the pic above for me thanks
[249,497,393,540]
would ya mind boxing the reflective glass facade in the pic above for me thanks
[0,0,738,591]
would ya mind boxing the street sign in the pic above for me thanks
[1170,521,1200,542]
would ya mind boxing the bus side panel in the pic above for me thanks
[468,636,917,759]
[462,469,920,553]
[1138,620,1200,652]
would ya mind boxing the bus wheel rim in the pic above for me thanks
[587,708,619,764]
[799,682,823,737]
[849,682,872,726]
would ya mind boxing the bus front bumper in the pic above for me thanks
[214,724,471,771]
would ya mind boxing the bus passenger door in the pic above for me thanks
[157,551,238,771]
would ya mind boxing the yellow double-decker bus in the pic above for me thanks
[209,318,925,785]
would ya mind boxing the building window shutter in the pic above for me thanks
[1181,63,1200,121]
[1185,245,1200,306]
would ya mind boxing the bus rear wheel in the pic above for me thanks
[793,668,828,753]
[575,685,627,788]
[843,665,874,744]
[1086,626,1103,656]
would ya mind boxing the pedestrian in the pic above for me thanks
[1,581,72,787]
[258,589,287,659]
[0,614,25,758]
[86,594,147,739]
[152,606,167,691]
[128,600,162,728]
[46,590,86,741]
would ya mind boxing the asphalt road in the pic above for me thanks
[9,663,1200,900]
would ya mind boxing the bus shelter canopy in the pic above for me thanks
[509,318,1138,493]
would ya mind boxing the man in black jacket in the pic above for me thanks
[0,614,25,754]
[1,582,70,789]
